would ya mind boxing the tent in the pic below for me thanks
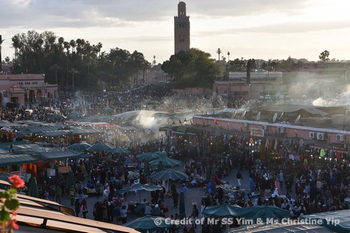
[68,142,91,152]
[151,169,188,181]
[136,152,166,162]
[123,215,171,232]
[202,204,243,218]
[239,205,290,223]
[300,209,350,233]
[0,154,36,167]
[149,157,182,167]
[87,142,113,152]
[118,183,163,195]
[228,223,333,233]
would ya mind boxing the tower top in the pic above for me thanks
[178,1,186,17]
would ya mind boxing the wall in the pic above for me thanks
[193,115,350,144]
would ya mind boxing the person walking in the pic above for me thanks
[236,171,243,187]
[173,189,179,208]
[81,199,88,218]
[69,186,75,206]
[75,199,81,217]
[120,205,128,224]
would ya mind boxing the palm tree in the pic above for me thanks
[63,41,70,87]
[217,48,221,61]
[50,64,60,86]
[69,68,79,92]
[227,51,230,61]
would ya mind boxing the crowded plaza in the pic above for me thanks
[0,81,349,233]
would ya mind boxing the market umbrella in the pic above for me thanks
[68,142,91,152]
[28,176,39,198]
[123,215,171,232]
[100,107,114,114]
[157,160,165,171]
[151,169,188,181]
[68,111,83,119]
[202,204,243,218]
[239,205,290,222]
[0,173,11,182]
[144,160,150,176]
[107,147,130,155]
[65,171,75,189]
[46,114,65,121]
[117,183,163,195]
[229,223,333,233]
[179,192,186,219]
[87,142,113,152]
[149,157,182,167]
[136,152,166,162]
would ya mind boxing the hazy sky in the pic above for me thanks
[1,0,350,64]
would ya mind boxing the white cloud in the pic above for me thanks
[1,0,350,63]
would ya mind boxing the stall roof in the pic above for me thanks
[38,151,81,161]
[227,223,333,233]
[0,154,36,167]
[301,209,350,233]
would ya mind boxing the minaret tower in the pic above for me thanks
[174,1,190,54]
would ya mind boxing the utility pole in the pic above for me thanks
[0,35,4,72]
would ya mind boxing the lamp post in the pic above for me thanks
[0,35,4,72]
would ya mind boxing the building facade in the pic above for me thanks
[0,74,58,107]
[174,1,190,54]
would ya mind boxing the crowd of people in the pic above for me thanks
[1,82,349,233]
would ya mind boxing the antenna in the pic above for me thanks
[294,114,301,125]
[232,110,237,118]
[241,111,246,119]
[256,111,261,121]
[279,112,284,120]
[272,113,278,122]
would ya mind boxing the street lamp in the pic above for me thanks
[0,35,4,73]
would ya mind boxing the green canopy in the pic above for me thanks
[144,160,150,176]
[100,107,114,114]
[136,152,166,162]
[229,223,333,233]
[239,205,290,223]
[46,114,66,121]
[151,169,188,181]
[65,171,75,189]
[300,209,350,233]
[38,151,81,161]
[68,142,91,152]
[149,157,182,167]
[87,142,113,152]
[107,147,130,155]
[123,215,171,232]
[28,177,39,198]
[202,204,243,218]
[157,160,164,171]
[68,112,83,119]
[0,154,36,167]
[0,173,11,182]
[117,183,162,195]
[179,192,186,219]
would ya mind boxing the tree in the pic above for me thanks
[217,48,221,61]
[69,68,79,92]
[319,50,330,62]
[161,48,222,88]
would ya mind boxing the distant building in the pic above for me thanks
[0,74,58,107]
[174,1,190,54]
[213,70,286,100]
